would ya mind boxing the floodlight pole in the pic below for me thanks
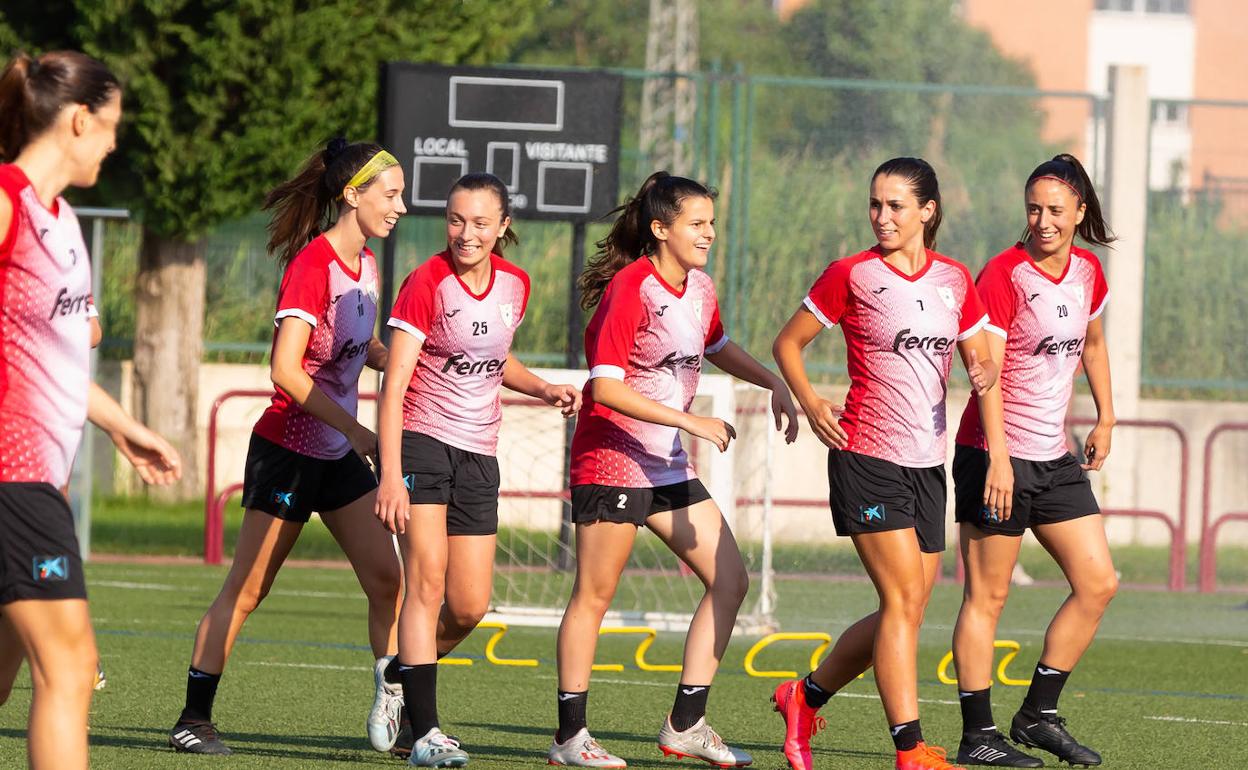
[558,221,588,571]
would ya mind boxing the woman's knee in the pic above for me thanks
[445,600,488,633]
[879,583,929,626]
[570,576,619,616]
[1075,569,1118,609]
[710,564,750,607]
[406,573,447,609]
[361,560,403,605]
[964,579,1011,618]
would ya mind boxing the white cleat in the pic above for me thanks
[409,727,469,767]
[657,717,752,768]
[368,656,404,752]
[547,728,627,768]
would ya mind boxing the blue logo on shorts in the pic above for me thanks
[402,473,416,491]
[858,504,885,524]
[980,505,1001,523]
[271,489,295,511]
[33,555,69,582]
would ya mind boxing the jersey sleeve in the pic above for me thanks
[957,265,989,340]
[387,268,437,342]
[274,255,329,328]
[517,269,532,326]
[704,294,728,355]
[587,283,646,381]
[802,260,852,328]
[0,174,19,260]
[86,293,99,319]
[1089,254,1110,321]
[975,259,1017,339]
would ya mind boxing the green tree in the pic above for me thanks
[2,0,543,498]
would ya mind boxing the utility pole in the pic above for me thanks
[640,0,698,175]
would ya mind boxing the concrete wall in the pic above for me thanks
[95,362,1247,547]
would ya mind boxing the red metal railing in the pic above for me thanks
[1198,422,1248,592]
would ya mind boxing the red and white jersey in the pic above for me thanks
[805,247,987,468]
[388,251,529,457]
[0,164,92,488]
[956,243,1108,461]
[571,258,727,488]
[253,235,379,460]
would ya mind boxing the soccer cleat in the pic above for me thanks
[391,709,414,758]
[896,742,965,770]
[409,727,469,767]
[547,728,627,768]
[956,731,1043,767]
[1010,711,1102,766]
[169,721,232,755]
[368,656,404,751]
[657,716,752,768]
[94,664,107,691]
[771,679,827,770]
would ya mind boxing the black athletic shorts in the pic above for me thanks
[0,482,87,604]
[953,445,1100,536]
[827,450,947,553]
[571,479,713,527]
[400,431,500,536]
[240,433,378,523]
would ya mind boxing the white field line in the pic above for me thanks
[1145,716,1248,728]
[241,661,369,672]
[536,674,959,704]
[91,580,361,600]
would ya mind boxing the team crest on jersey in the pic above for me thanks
[936,286,957,310]
[692,300,703,324]
[1072,284,1086,309]
[499,302,516,329]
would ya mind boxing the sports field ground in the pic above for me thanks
[1,560,1244,769]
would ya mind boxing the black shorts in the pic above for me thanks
[953,445,1100,536]
[400,431,500,536]
[571,479,713,527]
[0,482,87,604]
[240,433,378,523]
[827,450,947,553]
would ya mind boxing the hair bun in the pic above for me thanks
[323,136,349,164]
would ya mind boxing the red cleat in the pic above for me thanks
[895,742,966,770]
[771,679,826,770]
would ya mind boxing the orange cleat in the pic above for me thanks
[771,679,827,770]
[896,742,966,770]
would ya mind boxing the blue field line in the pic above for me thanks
[95,627,1246,704]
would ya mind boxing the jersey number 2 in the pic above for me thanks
[617,494,628,509]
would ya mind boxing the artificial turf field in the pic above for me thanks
[1,561,1244,769]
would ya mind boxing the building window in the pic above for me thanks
[1096,0,1189,12]
[1153,102,1189,125]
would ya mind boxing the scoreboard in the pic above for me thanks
[380,63,623,222]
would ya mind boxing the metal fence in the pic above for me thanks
[92,67,1248,399]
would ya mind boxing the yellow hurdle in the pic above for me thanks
[592,626,682,673]
[438,621,538,668]
[743,632,833,678]
[936,639,1030,686]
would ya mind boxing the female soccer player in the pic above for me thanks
[0,49,182,769]
[374,172,580,768]
[771,158,1011,770]
[949,154,1117,768]
[168,138,406,755]
[547,171,799,769]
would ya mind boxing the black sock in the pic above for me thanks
[890,719,923,752]
[1021,662,1070,718]
[178,667,221,724]
[802,674,833,709]
[958,687,995,736]
[556,690,588,744]
[670,684,711,732]
[383,657,402,685]
[398,662,439,738]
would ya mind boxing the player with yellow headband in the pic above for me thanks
[167,137,407,756]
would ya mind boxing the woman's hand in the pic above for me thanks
[682,415,737,452]
[982,452,1015,522]
[805,398,848,450]
[375,472,410,535]
[542,383,582,417]
[346,424,379,466]
[967,349,999,396]
[770,385,800,444]
[1082,421,1113,471]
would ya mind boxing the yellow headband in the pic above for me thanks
[339,150,399,199]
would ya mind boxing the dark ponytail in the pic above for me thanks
[1023,153,1116,248]
[872,157,942,249]
[0,50,121,162]
[578,171,715,309]
[447,172,519,253]
[263,138,393,267]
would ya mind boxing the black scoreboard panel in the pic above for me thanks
[381,63,623,222]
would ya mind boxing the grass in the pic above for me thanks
[1,561,1246,768]
[90,495,1248,590]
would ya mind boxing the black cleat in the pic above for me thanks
[1010,711,1101,766]
[169,720,232,755]
[957,731,1044,767]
